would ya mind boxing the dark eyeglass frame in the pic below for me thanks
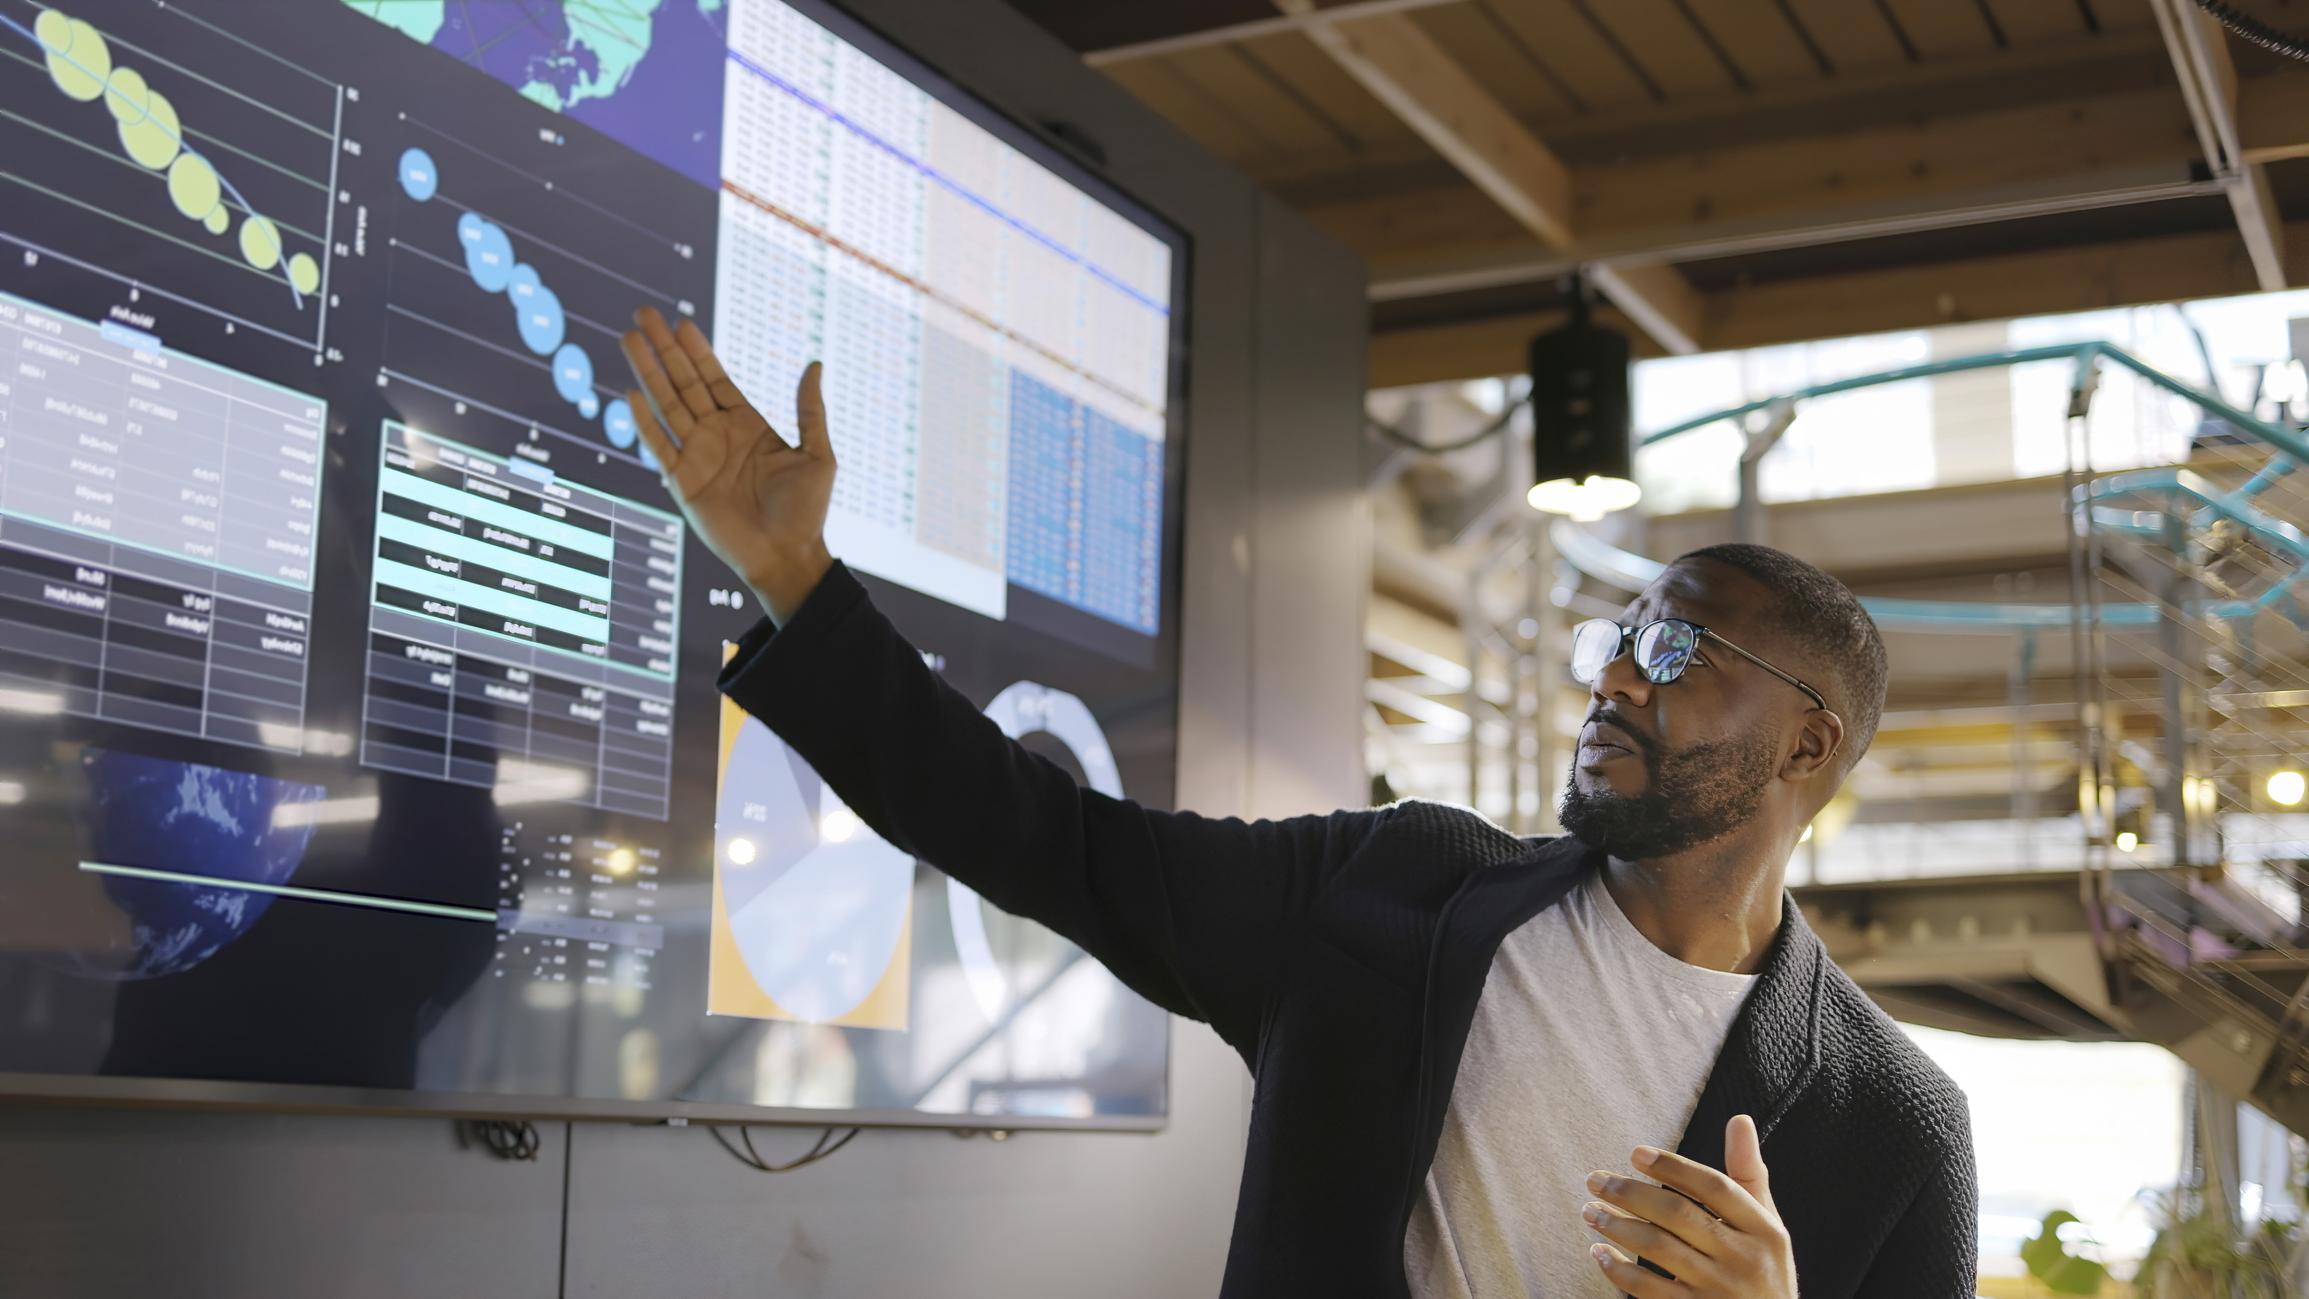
[1571,617,1832,714]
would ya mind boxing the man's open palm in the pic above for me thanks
[619,306,834,619]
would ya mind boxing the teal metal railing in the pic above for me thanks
[1558,341,2309,633]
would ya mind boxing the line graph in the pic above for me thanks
[0,0,341,353]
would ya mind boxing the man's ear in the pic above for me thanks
[1781,709,1846,782]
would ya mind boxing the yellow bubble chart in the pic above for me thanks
[102,64,144,120]
[106,70,181,171]
[204,207,229,235]
[36,10,109,102]
[239,215,282,271]
[166,153,221,222]
[288,253,320,296]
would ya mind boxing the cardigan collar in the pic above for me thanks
[1413,833,1825,1178]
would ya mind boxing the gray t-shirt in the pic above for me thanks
[1403,869,1758,1298]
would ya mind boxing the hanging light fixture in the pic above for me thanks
[1526,273,1641,523]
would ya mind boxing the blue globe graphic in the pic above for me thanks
[79,750,327,980]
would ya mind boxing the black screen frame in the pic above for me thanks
[0,0,1197,1134]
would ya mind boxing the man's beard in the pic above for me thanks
[1559,724,1782,859]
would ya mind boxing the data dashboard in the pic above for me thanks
[0,0,1186,1129]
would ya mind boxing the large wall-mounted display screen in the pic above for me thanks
[0,0,1188,1129]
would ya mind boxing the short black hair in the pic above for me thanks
[1675,543,1887,776]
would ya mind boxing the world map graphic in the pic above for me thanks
[342,0,728,188]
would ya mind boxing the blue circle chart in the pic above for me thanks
[397,146,437,202]
[507,266,565,355]
[432,158,634,456]
[457,213,514,293]
[604,399,638,449]
[552,343,594,404]
[947,682,1121,1025]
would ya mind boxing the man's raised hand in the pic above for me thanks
[618,305,835,624]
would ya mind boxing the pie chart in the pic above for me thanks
[948,681,1121,1025]
[709,658,913,1028]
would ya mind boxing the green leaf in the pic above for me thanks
[2022,1210,2107,1296]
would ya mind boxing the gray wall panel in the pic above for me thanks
[0,1107,566,1298]
[1248,193,1373,818]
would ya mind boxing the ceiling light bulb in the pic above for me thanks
[2269,770,2305,807]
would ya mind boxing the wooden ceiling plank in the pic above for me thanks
[1288,4,1707,350]
[2239,71,2309,163]
[1407,3,1582,121]
[1165,42,1362,160]
[1987,0,2089,46]
[1572,81,2196,236]
[1884,0,2002,59]
[1101,58,1270,164]
[2089,0,2161,31]
[1700,219,2303,350]
[1371,221,2309,385]
[1304,78,2210,282]
[1576,0,1741,99]
[1238,31,1431,153]
[1476,0,1659,109]
[1781,0,1909,71]
[1082,0,1462,65]
[2151,0,2287,289]
[1588,259,1703,354]
[1679,0,1833,88]
[1302,11,1578,243]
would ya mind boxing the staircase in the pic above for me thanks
[2032,343,2309,1134]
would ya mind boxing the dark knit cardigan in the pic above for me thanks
[720,561,1980,1298]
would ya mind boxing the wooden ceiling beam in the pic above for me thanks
[2150,0,2286,290]
[1699,217,2306,350]
[1081,0,1462,67]
[1371,221,2309,388]
[1273,0,1704,354]
[1301,73,2273,300]
[2240,73,2309,164]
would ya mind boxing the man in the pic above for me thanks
[619,307,1978,1298]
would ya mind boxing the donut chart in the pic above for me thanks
[707,648,912,1028]
[948,682,1121,1024]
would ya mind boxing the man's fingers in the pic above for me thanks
[1632,1146,1776,1238]
[673,319,751,411]
[1589,1170,1729,1257]
[794,361,831,460]
[626,389,683,482]
[620,329,694,438]
[1724,1115,1777,1214]
[1584,1202,1718,1288]
[635,307,715,418]
[1590,1244,1683,1299]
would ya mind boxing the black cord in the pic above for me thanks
[709,1123,861,1173]
[456,1118,543,1161]
[1366,395,1527,455]
[2190,0,2309,62]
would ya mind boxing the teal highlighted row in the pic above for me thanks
[375,511,612,601]
[378,466,615,560]
[374,556,612,643]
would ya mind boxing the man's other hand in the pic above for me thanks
[1583,1114,1798,1298]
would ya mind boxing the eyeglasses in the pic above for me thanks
[1569,617,1830,713]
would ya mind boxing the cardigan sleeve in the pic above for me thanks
[1854,1140,1980,1298]
[716,560,1384,1060]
